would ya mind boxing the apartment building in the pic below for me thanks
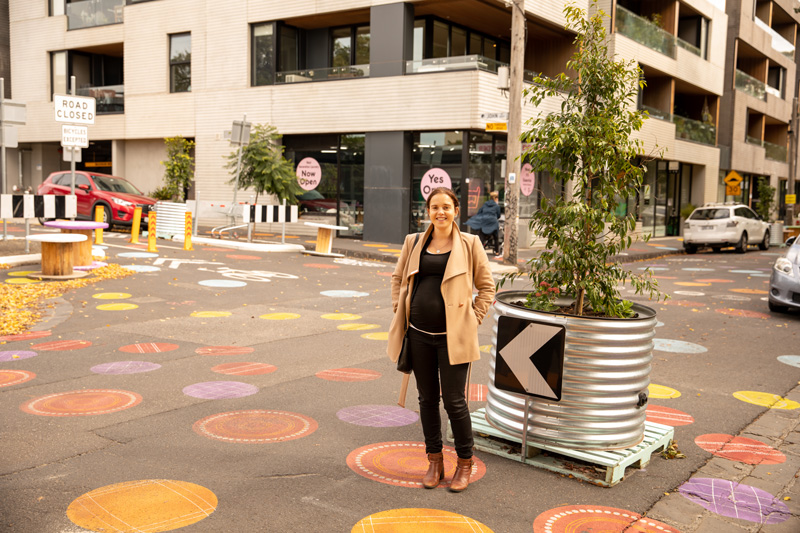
[4,1,790,244]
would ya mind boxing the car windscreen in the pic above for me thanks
[689,208,730,220]
[92,175,143,195]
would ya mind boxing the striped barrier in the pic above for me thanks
[243,204,298,224]
[0,194,77,220]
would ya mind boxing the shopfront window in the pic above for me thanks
[411,132,464,233]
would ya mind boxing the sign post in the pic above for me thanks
[229,114,251,223]
[54,78,95,199]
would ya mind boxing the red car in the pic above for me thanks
[37,171,156,226]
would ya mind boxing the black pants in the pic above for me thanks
[408,328,473,459]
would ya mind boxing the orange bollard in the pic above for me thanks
[147,212,157,252]
[130,207,142,244]
[184,212,194,251]
[94,205,104,244]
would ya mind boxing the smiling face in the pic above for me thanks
[427,192,459,230]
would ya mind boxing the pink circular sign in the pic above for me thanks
[296,157,322,191]
[420,168,452,200]
[520,163,535,197]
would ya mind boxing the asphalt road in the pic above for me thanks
[1,235,798,532]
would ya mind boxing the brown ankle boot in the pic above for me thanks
[422,452,444,489]
[448,457,474,492]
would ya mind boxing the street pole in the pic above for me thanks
[787,97,798,226]
[70,76,76,198]
[230,113,246,226]
[1,77,6,197]
[503,0,525,266]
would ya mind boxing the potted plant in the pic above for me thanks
[488,1,667,451]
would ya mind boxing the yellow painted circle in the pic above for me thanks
[190,311,232,318]
[730,288,768,295]
[338,323,380,331]
[8,270,36,277]
[92,292,132,300]
[67,479,217,532]
[480,344,493,354]
[321,313,362,321]
[97,303,139,311]
[352,508,494,532]
[4,278,39,284]
[361,331,389,341]
[260,312,301,320]
[648,384,681,399]
[733,391,800,410]
[363,244,389,248]
[379,248,402,253]
[674,282,711,287]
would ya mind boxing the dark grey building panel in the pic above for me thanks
[370,2,414,78]
[364,131,412,243]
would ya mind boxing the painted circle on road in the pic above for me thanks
[259,312,300,320]
[695,434,785,465]
[117,252,159,258]
[337,405,418,427]
[653,339,707,354]
[378,248,402,253]
[97,303,139,311]
[733,391,800,410]
[211,362,277,376]
[226,254,261,260]
[193,410,317,443]
[92,292,131,300]
[696,278,733,283]
[730,288,768,294]
[21,389,141,416]
[67,479,217,532]
[0,330,51,342]
[675,282,711,287]
[479,344,492,354]
[190,311,232,318]
[682,268,715,272]
[304,263,341,269]
[183,381,258,399]
[470,384,488,402]
[316,368,381,382]
[674,291,705,296]
[679,477,790,524]
[321,290,370,298]
[5,278,39,284]
[0,350,37,362]
[648,384,681,399]
[321,313,362,321]
[729,269,761,274]
[122,265,160,272]
[637,267,670,271]
[120,342,179,354]
[7,270,37,277]
[714,308,770,319]
[352,509,494,532]
[715,294,750,301]
[777,355,800,368]
[361,332,389,341]
[195,345,254,356]
[91,361,161,375]
[533,505,679,533]
[346,442,486,488]
[198,279,248,288]
[663,300,706,308]
[31,340,91,351]
[646,405,694,426]
[337,323,380,331]
[0,369,35,387]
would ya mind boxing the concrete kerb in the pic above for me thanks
[0,254,42,267]
[171,234,305,253]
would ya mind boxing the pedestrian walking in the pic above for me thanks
[387,186,495,492]
[465,191,502,256]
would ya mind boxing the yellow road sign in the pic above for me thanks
[724,171,743,186]
[726,184,741,196]
[786,194,797,205]
[485,122,508,132]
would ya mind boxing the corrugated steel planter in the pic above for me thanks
[153,201,187,239]
[486,291,657,451]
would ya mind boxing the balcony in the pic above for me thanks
[746,136,788,162]
[640,104,670,121]
[754,17,795,59]
[276,65,369,84]
[67,0,125,30]
[671,114,716,145]
[76,84,124,114]
[676,38,701,57]
[405,55,502,75]
[615,5,676,58]
[735,69,766,101]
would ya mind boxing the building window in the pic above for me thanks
[279,25,299,72]
[252,22,276,86]
[413,18,509,62]
[170,33,191,93]
[331,25,370,67]
[51,51,68,97]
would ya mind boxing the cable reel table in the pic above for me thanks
[26,233,89,280]
[44,220,109,269]
[303,222,348,258]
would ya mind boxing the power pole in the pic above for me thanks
[504,0,525,266]
[787,97,798,226]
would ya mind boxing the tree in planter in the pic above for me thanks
[160,136,195,202]
[510,1,665,318]
[755,178,776,222]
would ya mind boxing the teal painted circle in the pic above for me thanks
[653,338,708,354]
[122,265,161,273]
[777,356,800,368]
[93,245,108,250]
[320,290,370,298]
[655,246,679,251]
[674,291,705,296]
[118,252,159,258]
[729,270,761,274]
[683,268,715,272]
[751,273,770,278]
[656,321,665,328]
[199,280,247,288]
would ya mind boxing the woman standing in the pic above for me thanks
[388,187,495,492]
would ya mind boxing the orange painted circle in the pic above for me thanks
[674,282,711,287]
[730,288,768,295]
[202,246,229,251]
[0,369,35,387]
[31,339,91,351]
[714,308,770,319]
[469,384,488,402]
[352,508,494,532]
[347,442,486,488]
[194,410,318,443]
[0,330,51,342]
[646,405,694,426]
[533,505,679,532]
[696,278,734,283]
[67,479,217,532]
[195,345,255,356]
[211,362,277,376]
[120,342,179,354]
[226,254,261,260]
[695,434,786,465]
[303,263,341,269]
[21,389,141,416]
[316,368,381,382]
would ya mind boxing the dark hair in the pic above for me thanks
[425,187,459,210]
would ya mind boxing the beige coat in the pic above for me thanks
[387,223,496,366]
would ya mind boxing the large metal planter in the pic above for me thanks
[486,291,657,451]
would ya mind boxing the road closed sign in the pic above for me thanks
[54,94,96,125]
[61,125,88,148]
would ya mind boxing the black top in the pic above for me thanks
[409,241,450,333]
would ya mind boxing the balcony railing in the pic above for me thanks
[76,84,124,114]
[615,5,676,58]
[67,0,125,30]
[746,136,788,162]
[276,65,370,84]
[405,55,503,75]
[676,38,702,57]
[672,114,716,145]
[639,104,670,121]
[754,17,795,59]
[766,85,782,98]
[735,69,766,100]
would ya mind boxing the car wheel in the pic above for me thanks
[735,232,748,253]
[758,230,770,251]
[684,243,697,254]
[711,246,722,253]
[768,300,788,313]
[94,204,111,225]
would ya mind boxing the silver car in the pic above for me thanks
[768,236,800,313]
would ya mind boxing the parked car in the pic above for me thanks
[37,171,156,226]
[768,236,800,313]
[682,203,770,254]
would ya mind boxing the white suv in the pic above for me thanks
[683,203,770,254]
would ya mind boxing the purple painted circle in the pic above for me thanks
[0,350,37,362]
[91,361,162,375]
[679,477,790,524]
[183,381,258,399]
[336,404,419,427]
[44,220,108,230]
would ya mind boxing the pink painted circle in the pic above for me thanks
[21,389,142,416]
[194,410,318,443]
[646,405,695,426]
[346,441,486,488]
[226,254,261,260]
[0,330,51,342]
[533,505,679,532]
[420,168,452,200]
[119,342,179,354]
[316,368,381,382]
[195,345,255,356]
[201,246,229,252]
[303,263,341,269]
[714,308,770,319]
[695,434,785,465]
[296,157,322,190]
[31,339,91,351]
[211,362,277,376]
[0,369,35,387]
[469,384,488,402]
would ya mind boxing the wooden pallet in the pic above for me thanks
[449,408,675,487]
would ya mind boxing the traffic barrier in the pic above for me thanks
[94,205,104,244]
[147,212,157,252]
[243,204,298,224]
[184,212,193,251]
[130,206,142,244]
[0,194,77,219]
